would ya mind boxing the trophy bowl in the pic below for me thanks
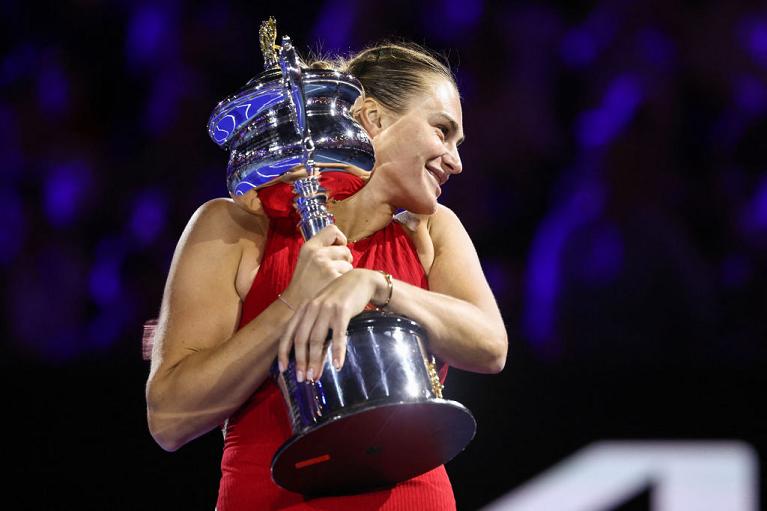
[208,67,375,199]
[271,312,477,495]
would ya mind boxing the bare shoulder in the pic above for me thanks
[394,206,468,274]
[427,204,466,243]
[185,197,267,245]
[152,198,268,370]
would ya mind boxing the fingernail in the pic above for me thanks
[296,370,305,383]
[278,360,286,373]
[306,368,315,382]
[333,358,341,371]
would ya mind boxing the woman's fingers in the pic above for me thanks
[278,301,305,376]
[311,224,348,247]
[307,311,332,381]
[331,260,354,276]
[330,305,352,372]
[324,245,353,263]
[293,301,322,381]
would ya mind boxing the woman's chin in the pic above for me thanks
[407,199,439,216]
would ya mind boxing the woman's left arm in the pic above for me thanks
[387,204,508,373]
[280,204,508,380]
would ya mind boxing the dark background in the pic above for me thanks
[3,0,767,509]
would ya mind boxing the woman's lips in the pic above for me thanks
[426,165,447,185]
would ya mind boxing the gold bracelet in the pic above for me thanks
[277,293,295,311]
[374,271,393,309]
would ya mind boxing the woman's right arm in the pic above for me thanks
[145,198,351,452]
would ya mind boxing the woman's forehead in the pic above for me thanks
[411,79,462,121]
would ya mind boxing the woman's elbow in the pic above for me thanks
[147,410,184,452]
[146,382,186,452]
[486,334,508,373]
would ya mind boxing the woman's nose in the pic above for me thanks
[443,149,463,175]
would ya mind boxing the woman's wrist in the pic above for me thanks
[279,288,300,310]
[371,270,393,308]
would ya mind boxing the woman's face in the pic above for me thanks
[369,77,464,214]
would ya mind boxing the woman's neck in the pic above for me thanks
[330,177,395,243]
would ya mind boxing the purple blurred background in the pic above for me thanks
[3,0,767,508]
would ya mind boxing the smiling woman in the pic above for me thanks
[145,40,507,511]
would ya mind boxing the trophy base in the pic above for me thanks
[271,398,476,495]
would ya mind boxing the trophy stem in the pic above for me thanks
[294,175,334,240]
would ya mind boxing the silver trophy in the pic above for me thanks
[207,18,475,495]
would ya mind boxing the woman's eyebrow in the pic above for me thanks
[435,112,465,146]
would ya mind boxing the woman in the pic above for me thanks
[146,42,507,510]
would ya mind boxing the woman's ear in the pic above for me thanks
[355,98,385,138]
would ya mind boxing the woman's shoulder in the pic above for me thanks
[395,204,461,235]
[185,197,268,244]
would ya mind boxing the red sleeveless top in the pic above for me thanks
[216,173,455,510]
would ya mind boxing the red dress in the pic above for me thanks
[216,173,455,510]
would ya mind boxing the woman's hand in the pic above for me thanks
[280,225,354,307]
[277,269,387,383]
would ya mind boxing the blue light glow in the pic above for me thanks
[577,74,643,148]
[44,161,91,228]
[130,189,167,245]
[0,188,25,264]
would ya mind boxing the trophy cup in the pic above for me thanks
[207,18,476,495]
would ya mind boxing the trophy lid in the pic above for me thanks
[207,18,374,196]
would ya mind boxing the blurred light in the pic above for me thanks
[733,74,767,114]
[748,174,767,230]
[37,57,69,115]
[145,67,187,135]
[721,253,752,288]
[89,257,122,306]
[560,28,597,68]
[129,188,167,244]
[0,44,38,86]
[126,4,173,68]
[86,305,129,350]
[577,74,643,148]
[44,161,91,227]
[0,188,25,264]
[311,0,357,52]
[454,68,478,101]
[577,223,623,284]
[481,258,508,297]
[444,0,483,30]
[10,249,86,363]
[0,104,23,181]
[524,180,605,357]
[740,18,767,67]
[636,28,675,68]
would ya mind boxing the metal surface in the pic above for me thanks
[207,68,374,197]
[271,312,476,495]
[275,313,439,433]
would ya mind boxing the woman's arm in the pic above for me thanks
[391,204,507,372]
[279,204,508,381]
[146,199,352,451]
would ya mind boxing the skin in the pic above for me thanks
[145,75,508,452]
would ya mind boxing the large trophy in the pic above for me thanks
[207,19,476,495]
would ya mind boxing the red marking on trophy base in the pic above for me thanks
[295,454,331,469]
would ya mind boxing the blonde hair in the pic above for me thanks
[307,42,457,113]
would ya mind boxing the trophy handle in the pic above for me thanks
[278,36,316,177]
[277,35,332,240]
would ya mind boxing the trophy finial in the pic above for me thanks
[259,17,280,69]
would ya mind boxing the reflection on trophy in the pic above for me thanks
[207,18,476,495]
